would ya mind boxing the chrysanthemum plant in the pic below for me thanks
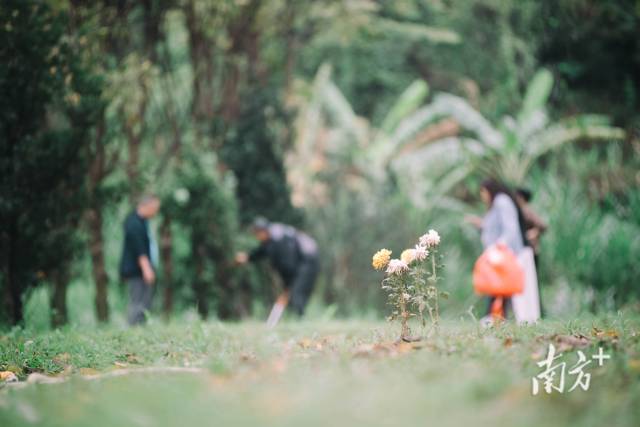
[372,230,445,341]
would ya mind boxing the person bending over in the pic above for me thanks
[236,218,319,316]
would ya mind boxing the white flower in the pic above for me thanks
[386,259,409,275]
[413,244,429,261]
[419,229,441,248]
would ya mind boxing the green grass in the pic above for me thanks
[1,314,639,427]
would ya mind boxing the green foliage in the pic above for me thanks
[220,89,303,227]
[2,0,639,326]
[518,68,553,124]
[532,153,640,306]
[536,0,640,123]
[161,153,241,319]
[380,80,429,136]
[389,69,624,202]
[0,0,104,324]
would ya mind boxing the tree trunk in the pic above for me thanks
[5,219,23,325]
[283,12,298,99]
[142,0,162,62]
[123,80,148,204]
[219,59,241,122]
[4,268,24,325]
[214,261,234,320]
[87,208,109,322]
[193,242,208,319]
[50,270,69,328]
[160,217,174,320]
[125,129,141,204]
[185,0,216,123]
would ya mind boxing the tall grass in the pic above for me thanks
[531,145,640,311]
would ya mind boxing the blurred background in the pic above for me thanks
[1,0,639,330]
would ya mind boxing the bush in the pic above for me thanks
[533,157,640,307]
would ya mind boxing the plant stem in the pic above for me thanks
[399,278,410,340]
[431,252,439,329]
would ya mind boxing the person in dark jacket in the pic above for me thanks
[515,187,547,259]
[236,218,319,316]
[119,195,160,325]
[515,187,547,317]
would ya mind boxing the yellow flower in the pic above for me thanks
[400,249,416,265]
[372,249,392,270]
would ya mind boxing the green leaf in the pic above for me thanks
[518,69,553,124]
[376,18,462,45]
[380,80,429,135]
[527,117,625,159]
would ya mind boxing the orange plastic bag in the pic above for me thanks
[473,244,524,297]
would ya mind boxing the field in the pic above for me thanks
[1,314,639,427]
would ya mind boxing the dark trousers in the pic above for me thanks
[287,256,319,316]
[126,277,153,325]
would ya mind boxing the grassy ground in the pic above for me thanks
[1,313,639,427]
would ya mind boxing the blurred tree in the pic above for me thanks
[63,1,122,324]
[161,153,241,319]
[535,0,640,124]
[0,0,104,326]
[220,89,303,227]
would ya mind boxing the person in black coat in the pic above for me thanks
[236,218,319,316]
[119,195,160,325]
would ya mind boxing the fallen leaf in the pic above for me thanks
[79,367,99,376]
[239,352,257,364]
[54,366,74,378]
[0,371,18,382]
[53,352,71,366]
[5,364,21,375]
[628,359,640,373]
[531,348,546,360]
[353,343,390,358]
[298,338,313,349]
[353,340,424,358]
[125,353,142,364]
[553,334,591,352]
[606,330,620,339]
[395,342,415,354]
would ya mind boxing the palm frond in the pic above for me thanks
[376,18,462,45]
[517,68,553,126]
[526,115,625,159]
[380,80,429,135]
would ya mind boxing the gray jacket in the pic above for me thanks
[481,193,524,253]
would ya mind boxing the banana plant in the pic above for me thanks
[389,69,626,205]
[290,66,624,211]
[289,62,433,202]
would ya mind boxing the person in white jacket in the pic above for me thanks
[467,179,529,320]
